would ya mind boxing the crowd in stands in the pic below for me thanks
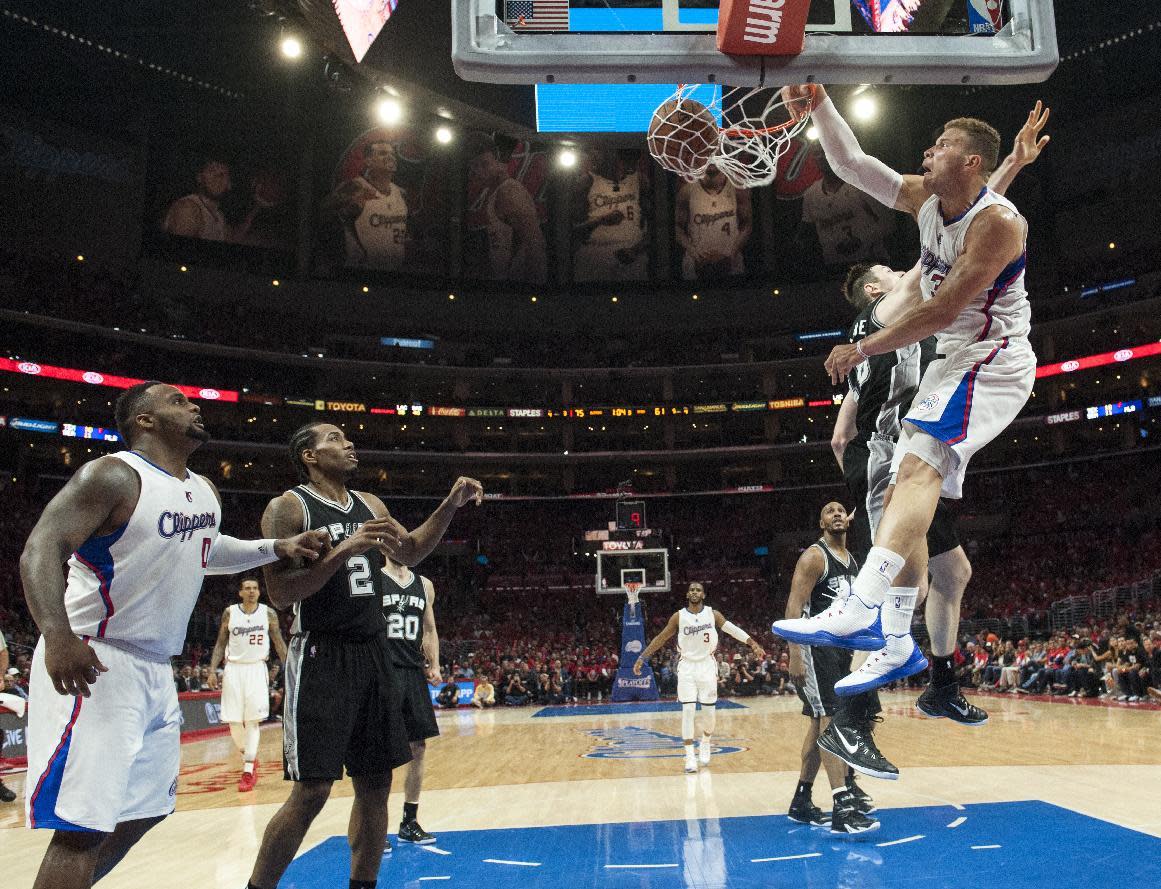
[2,450,1161,709]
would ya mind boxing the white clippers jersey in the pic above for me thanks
[686,180,741,261]
[585,172,642,246]
[917,187,1030,351]
[226,604,271,664]
[64,451,220,662]
[676,607,718,664]
[344,176,407,270]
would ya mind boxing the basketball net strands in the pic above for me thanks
[647,82,817,188]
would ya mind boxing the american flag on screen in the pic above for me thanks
[504,0,570,31]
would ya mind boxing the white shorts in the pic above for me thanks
[677,659,718,705]
[893,336,1035,499]
[219,661,270,723]
[26,637,180,832]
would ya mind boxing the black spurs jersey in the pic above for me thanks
[286,485,388,638]
[802,540,859,618]
[382,568,428,669]
[847,299,937,441]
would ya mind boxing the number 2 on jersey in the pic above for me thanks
[346,555,375,597]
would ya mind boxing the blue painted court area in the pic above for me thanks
[533,700,746,718]
[280,801,1161,889]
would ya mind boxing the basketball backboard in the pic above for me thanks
[452,0,1057,86]
[596,548,671,594]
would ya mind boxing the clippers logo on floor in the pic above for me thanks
[581,726,746,759]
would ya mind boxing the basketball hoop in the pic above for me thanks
[647,84,819,188]
[625,581,642,608]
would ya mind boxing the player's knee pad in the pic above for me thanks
[682,703,696,740]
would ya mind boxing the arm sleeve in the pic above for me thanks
[720,621,751,643]
[204,535,279,576]
[813,97,904,210]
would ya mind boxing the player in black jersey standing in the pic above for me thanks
[784,502,880,835]
[382,557,442,849]
[245,423,482,889]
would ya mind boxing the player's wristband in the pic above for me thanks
[855,340,870,362]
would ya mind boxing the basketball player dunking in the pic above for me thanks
[675,164,752,279]
[206,577,287,792]
[634,583,764,773]
[773,85,1043,725]
[18,382,327,889]
[381,556,443,850]
[785,502,879,835]
[821,102,1049,769]
[244,423,482,889]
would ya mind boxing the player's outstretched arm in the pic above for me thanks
[361,477,484,568]
[784,84,929,217]
[988,100,1050,196]
[19,456,139,696]
[633,612,679,675]
[258,493,394,608]
[785,546,826,688]
[824,206,1025,384]
[713,610,765,659]
[206,607,232,690]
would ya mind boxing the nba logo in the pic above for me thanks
[894,596,902,608]
[966,0,1003,34]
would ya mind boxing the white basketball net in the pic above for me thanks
[625,582,642,607]
[648,84,816,188]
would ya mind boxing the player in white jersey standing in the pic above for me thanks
[634,582,764,773]
[773,84,1043,726]
[675,164,752,279]
[18,381,326,889]
[573,150,649,282]
[207,577,288,792]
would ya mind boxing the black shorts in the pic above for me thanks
[928,499,961,558]
[797,645,852,718]
[394,666,440,743]
[282,632,411,781]
[842,442,873,561]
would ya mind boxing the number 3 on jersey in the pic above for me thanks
[346,555,375,597]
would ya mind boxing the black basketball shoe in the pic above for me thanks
[817,720,899,781]
[399,818,437,845]
[845,777,876,815]
[830,790,880,835]
[0,780,16,803]
[916,682,989,725]
[787,797,830,826]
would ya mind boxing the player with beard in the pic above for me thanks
[634,582,764,773]
[19,382,327,889]
[244,423,482,889]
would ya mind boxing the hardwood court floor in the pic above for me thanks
[2,692,1160,888]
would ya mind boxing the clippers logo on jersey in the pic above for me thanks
[920,245,952,278]
[917,393,941,412]
[230,622,266,637]
[682,620,713,636]
[157,510,217,542]
[692,209,734,226]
